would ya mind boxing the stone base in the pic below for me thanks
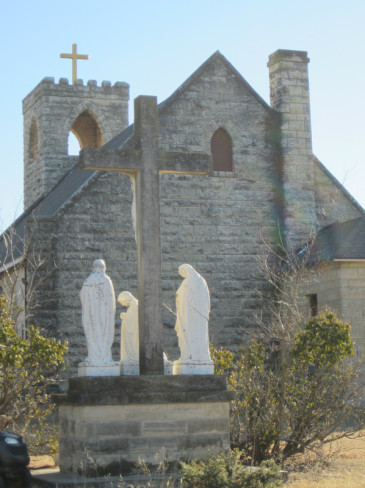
[120,360,139,375]
[55,375,234,476]
[163,359,173,375]
[78,362,120,377]
[120,359,173,376]
[173,359,214,375]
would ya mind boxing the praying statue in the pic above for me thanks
[174,264,212,370]
[118,291,139,362]
[80,259,116,365]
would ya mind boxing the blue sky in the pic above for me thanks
[1,0,364,230]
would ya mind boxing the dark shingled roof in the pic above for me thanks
[310,216,365,262]
[0,124,134,269]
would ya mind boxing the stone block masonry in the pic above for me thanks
[55,375,234,476]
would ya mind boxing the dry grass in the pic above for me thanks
[285,432,365,487]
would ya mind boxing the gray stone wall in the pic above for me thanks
[158,55,281,351]
[23,78,129,209]
[301,261,365,377]
[25,217,59,336]
[49,172,136,375]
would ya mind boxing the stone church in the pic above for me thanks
[1,49,364,378]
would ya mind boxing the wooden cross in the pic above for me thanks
[80,96,212,375]
[60,43,89,84]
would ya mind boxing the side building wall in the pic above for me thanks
[302,261,365,377]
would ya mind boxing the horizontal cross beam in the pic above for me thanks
[80,148,212,175]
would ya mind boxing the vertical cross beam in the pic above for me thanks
[60,43,89,84]
[134,96,164,375]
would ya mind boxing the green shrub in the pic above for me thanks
[0,295,68,453]
[210,345,234,375]
[212,310,363,464]
[228,341,282,464]
[180,450,283,488]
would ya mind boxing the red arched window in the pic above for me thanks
[211,128,233,171]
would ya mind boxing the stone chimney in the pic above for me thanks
[268,50,315,248]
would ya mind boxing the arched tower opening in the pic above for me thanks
[211,128,233,171]
[69,110,103,152]
[28,118,39,161]
[68,132,81,156]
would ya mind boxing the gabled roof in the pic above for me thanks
[158,50,274,116]
[310,216,365,262]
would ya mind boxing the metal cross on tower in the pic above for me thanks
[60,43,89,84]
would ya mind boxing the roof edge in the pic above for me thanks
[314,155,365,215]
[158,50,274,116]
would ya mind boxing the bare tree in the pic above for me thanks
[0,216,58,335]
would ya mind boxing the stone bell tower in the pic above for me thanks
[22,77,129,210]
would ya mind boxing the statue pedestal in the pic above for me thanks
[120,360,139,375]
[119,359,173,376]
[55,375,234,476]
[78,361,120,377]
[173,359,214,375]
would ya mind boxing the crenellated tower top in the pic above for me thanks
[22,77,130,209]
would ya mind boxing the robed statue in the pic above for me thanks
[118,291,139,362]
[175,264,212,364]
[80,259,116,364]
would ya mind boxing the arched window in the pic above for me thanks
[211,128,233,171]
[69,110,102,152]
[28,118,39,161]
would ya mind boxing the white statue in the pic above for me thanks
[117,291,173,375]
[118,291,139,362]
[173,264,214,374]
[79,259,116,369]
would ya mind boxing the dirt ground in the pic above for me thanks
[29,455,55,470]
